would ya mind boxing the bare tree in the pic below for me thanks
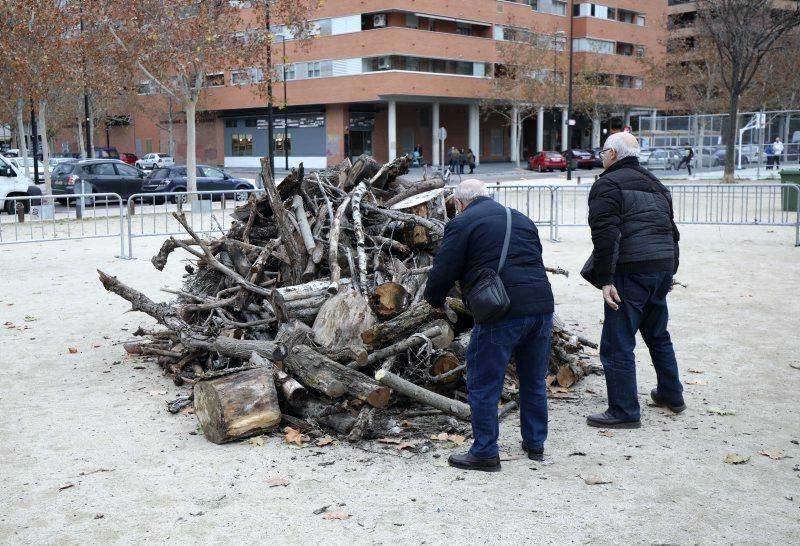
[696,0,800,182]
[483,24,566,167]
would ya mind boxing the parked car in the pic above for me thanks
[4,148,19,157]
[49,153,78,168]
[140,165,256,202]
[51,159,146,205]
[590,148,604,168]
[528,151,567,172]
[561,149,595,169]
[640,148,687,170]
[135,153,174,170]
[119,152,138,165]
[0,154,42,214]
[713,147,750,167]
[7,157,49,183]
[93,147,120,160]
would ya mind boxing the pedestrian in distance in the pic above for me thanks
[677,146,693,176]
[449,146,461,173]
[458,148,466,174]
[424,179,554,472]
[466,148,476,174]
[773,138,784,169]
[583,132,685,429]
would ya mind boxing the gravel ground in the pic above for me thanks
[1,224,799,544]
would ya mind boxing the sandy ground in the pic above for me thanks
[1,224,799,545]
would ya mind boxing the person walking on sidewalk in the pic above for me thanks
[458,148,466,174]
[773,138,784,169]
[585,132,685,429]
[466,148,476,174]
[424,179,554,472]
[677,146,693,176]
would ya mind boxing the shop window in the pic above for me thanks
[225,120,237,128]
[232,134,253,156]
[275,133,292,153]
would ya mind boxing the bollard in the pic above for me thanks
[128,199,136,217]
[15,202,24,223]
[577,176,581,184]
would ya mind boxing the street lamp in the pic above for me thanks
[277,34,289,171]
[566,0,575,181]
[552,31,566,148]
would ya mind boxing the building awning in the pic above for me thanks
[413,12,492,27]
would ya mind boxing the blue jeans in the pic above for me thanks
[466,313,553,458]
[600,271,683,421]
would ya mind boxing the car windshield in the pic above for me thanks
[157,154,171,158]
[52,164,75,176]
[148,168,171,180]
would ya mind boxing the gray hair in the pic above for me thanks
[454,179,489,203]
[604,132,640,161]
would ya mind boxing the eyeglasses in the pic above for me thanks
[599,148,613,159]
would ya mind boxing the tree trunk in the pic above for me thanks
[284,345,391,408]
[168,96,176,158]
[185,98,198,194]
[38,100,51,195]
[15,98,29,173]
[723,88,740,184]
[88,99,95,156]
[194,367,282,444]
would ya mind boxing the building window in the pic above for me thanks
[275,133,291,153]
[245,119,258,127]
[137,81,156,95]
[205,73,224,87]
[225,120,237,128]
[307,61,321,78]
[285,64,296,80]
[551,1,567,16]
[231,67,264,85]
[231,134,253,156]
[456,23,473,36]
[405,14,419,29]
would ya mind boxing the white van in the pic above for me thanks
[0,154,42,214]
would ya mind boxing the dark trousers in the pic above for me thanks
[465,313,553,458]
[678,157,692,175]
[600,271,683,421]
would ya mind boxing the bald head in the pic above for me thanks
[454,179,489,209]
[602,132,639,168]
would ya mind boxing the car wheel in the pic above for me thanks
[4,199,18,215]
[171,188,187,204]
[234,186,251,202]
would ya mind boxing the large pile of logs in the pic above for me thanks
[100,155,598,445]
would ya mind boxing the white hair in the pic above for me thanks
[454,179,489,203]
[604,132,639,160]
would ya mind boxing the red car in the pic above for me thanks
[119,152,138,165]
[528,151,567,172]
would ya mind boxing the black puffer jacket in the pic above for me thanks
[424,197,554,319]
[588,156,680,285]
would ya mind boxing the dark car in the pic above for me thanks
[713,147,750,167]
[51,159,146,205]
[591,148,604,168]
[140,165,256,202]
[93,147,120,160]
[562,149,595,169]
[119,152,138,165]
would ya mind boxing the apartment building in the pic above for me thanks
[104,0,667,169]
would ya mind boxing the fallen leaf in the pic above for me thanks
[598,430,614,437]
[179,406,194,416]
[581,475,612,485]
[429,433,465,445]
[316,436,334,447]
[432,460,448,468]
[545,374,557,386]
[396,440,419,451]
[688,369,704,374]
[58,483,75,491]
[247,436,265,447]
[266,477,289,487]
[283,427,309,446]
[760,450,787,460]
[322,511,351,520]
[499,452,521,461]
[377,437,403,445]
[430,432,449,442]
[724,454,750,465]
[685,378,707,386]
[708,407,736,416]
[400,420,414,428]
[68,347,78,354]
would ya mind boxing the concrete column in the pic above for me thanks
[325,103,347,167]
[592,117,601,148]
[510,105,519,163]
[468,102,480,166]
[431,102,440,167]
[561,108,569,152]
[388,100,397,161]
[624,110,631,128]
[537,106,544,152]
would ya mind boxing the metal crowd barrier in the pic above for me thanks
[125,188,262,258]
[489,184,556,240]
[0,193,125,255]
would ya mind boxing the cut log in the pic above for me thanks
[347,407,375,442]
[383,178,445,208]
[429,351,461,384]
[285,345,391,408]
[312,286,377,349]
[365,320,453,366]
[194,368,282,444]
[212,336,287,363]
[296,400,357,434]
[374,369,471,420]
[369,282,409,319]
[360,301,437,348]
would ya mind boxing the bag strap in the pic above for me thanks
[498,207,512,275]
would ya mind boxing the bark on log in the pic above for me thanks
[360,301,437,348]
[194,367,282,444]
[213,336,287,362]
[365,321,453,366]
[374,369,471,420]
[312,286,377,349]
[285,345,391,408]
[383,178,446,208]
[292,195,316,255]
[328,196,351,294]
[296,400,357,434]
[249,351,307,408]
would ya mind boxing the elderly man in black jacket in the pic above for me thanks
[587,132,685,429]
[424,179,554,472]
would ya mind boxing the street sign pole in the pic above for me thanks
[439,126,447,175]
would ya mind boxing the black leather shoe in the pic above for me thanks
[521,442,544,461]
[448,452,501,472]
[650,388,687,414]
[586,411,641,429]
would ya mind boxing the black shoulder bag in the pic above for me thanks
[463,207,512,324]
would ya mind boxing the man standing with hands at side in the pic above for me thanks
[424,179,554,472]
[585,132,685,429]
